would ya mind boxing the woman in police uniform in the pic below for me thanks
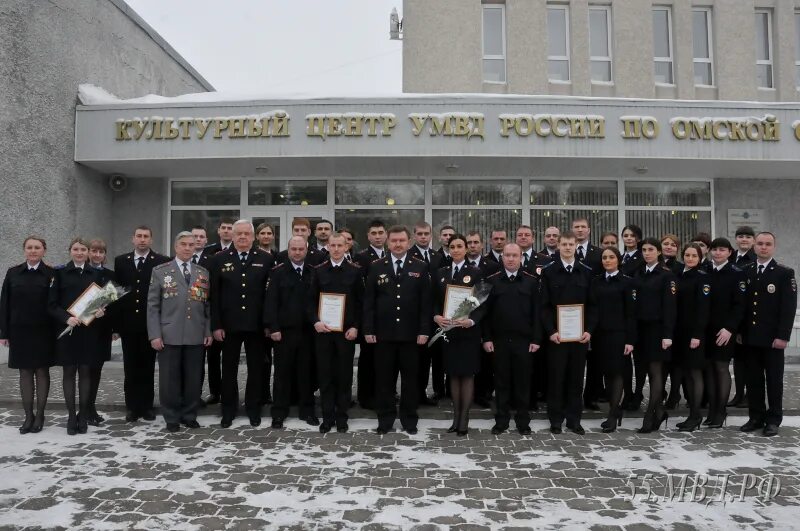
[0,236,55,434]
[632,237,677,433]
[704,237,745,428]
[48,238,108,435]
[591,247,636,432]
[673,244,711,432]
[87,239,116,426]
[620,225,644,276]
[433,234,485,435]
[660,234,683,275]
[255,222,277,406]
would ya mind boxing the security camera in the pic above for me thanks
[108,174,127,192]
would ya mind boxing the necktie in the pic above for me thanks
[395,259,403,276]
[345,254,351,262]
[295,267,302,278]
[566,265,572,273]
[29,268,35,272]
[240,252,247,264]
[758,264,764,276]
[606,275,611,282]
[470,260,477,268]
[182,262,191,285]
[192,254,199,264]
[577,247,585,260]
[378,250,384,259]
[508,274,515,282]
[646,269,652,276]
[423,250,429,263]
[523,253,530,267]
[623,254,630,264]
[136,256,144,271]
[453,266,459,277]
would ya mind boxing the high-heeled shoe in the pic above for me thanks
[66,414,78,435]
[447,423,458,434]
[457,428,469,436]
[19,415,35,434]
[652,411,669,431]
[678,415,702,432]
[30,415,44,433]
[707,412,727,429]
[601,410,623,433]
[77,414,88,434]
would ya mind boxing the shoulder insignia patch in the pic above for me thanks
[670,280,677,295]
[767,283,776,294]
[702,284,710,295]
[486,271,502,278]
[739,280,746,292]
[792,278,797,292]
[631,289,637,301]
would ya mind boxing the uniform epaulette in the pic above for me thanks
[486,270,502,279]
[271,262,285,271]
[731,264,742,272]
[622,273,633,279]
[153,262,171,271]
[522,270,535,277]
[696,268,708,275]
[541,261,556,270]
[350,261,361,268]
[371,256,383,263]
[318,260,330,268]
[409,256,424,263]
[578,262,593,271]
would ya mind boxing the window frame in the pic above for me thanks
[794,10,800,89]
[653,6,675,86]
[755,8,775,89]
[589,5,613,84]
[692,7,715,87]
[481,4,507,84]
[547,4,572,84]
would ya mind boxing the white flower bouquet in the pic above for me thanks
[428,281,492,346]
[58,281,130,339]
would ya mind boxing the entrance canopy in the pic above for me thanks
[75,87,800,180]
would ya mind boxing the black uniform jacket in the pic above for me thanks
[705,262,746,334]
[408,245,445,273]
[540,248,559,261]
[264,262,314,332]
[520,249,553,278]
[734,249,756,268]
[632,265,677,340]
[202,242,232,257]
[663,257,684,275]
[539,260,598,338]
[362,255,432,341]
[577,243,603,273]
[48,263,107,357]
[432,264,486,341]
[354,246,386,277]
[742,259,797,347]
[209,248,274,332]
[436,248,454,269]
[590,272,637,343]
[0,263,55,335]
[113,250,170,334]
[465,255,501,276]
[675,267,711,340]
[621,249,644,276]
[307,259,364,331]
[482,269,541,344]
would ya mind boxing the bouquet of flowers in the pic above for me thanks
[57,281,130,339]
[428,281,492,346]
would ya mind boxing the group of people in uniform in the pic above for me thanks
[1,216,795,438]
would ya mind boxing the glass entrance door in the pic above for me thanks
[245,209,330,252]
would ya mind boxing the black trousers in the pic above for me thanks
[271,329,314,420]
[547,342,588,427]
[261,338,273,402]
[221,331,265,417]
[202,339,223,396]
[732,342,748,397]
[157,345,204,424]
[475,348,494,401]
[583,343,604,403]
[357,340,375,406]
[745,346,784,426]
[120,332,156,415]
[316,333,355,426]
[376,341,419,430]
[493,337,532,429]
[430,341,447,396]
[530,345,548,404]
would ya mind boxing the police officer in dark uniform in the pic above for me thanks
[264,236,317,429]
[704,237,745,428]
[276,218,326,267]
[308,232,363,433]
[87,239,116,427]
[0,236,55,434]
[113,226,169,422]
[673,243,711,432]
[354,219,387,410]
[364,226,432,434]
[729,226,757,407]
[540,231,598,435]
[740,232,797,437]
[209,220,274,428]
[620,225,644,276]
[482,243,541,435]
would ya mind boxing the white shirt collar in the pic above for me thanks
[757,258,773,268]
[493,250,502,260]
[134,250,149,260]
[192,251,202,259]
[606,271,618,278]
[391,253,407,265]
[220,242,232,251]
[521,248,532,258]
[505,268,519,279]
[713,260,728,271]
[646,264,657,273]
[291,261,305,269]
[175,258,190,270]
[317,243,327,251]
[452,260,465,271]
[416,244,430,253]
[370,245,384,256]
[562,260,576,269]
[72,261,85,270]
[441,248,451,257]
[26,261,40,270]
[330,258,344,267]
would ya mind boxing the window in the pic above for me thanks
[692,8,714,86]
[547,5,570,82]
[482,5,506,83]
[336,180,424,206]
[589,6,612,83]
[653,7,674,85]
[755,9,774,88]
[433,179,521,205]
[795,11,800,87]
[171,180,240,206]
[247,180,327,205]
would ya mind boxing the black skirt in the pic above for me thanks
[673,331,707,370]
[636,321,672,363]
[705,332,735,362]
[592,330,628,377]
[443,337,481,377]
[8,325,55,369]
